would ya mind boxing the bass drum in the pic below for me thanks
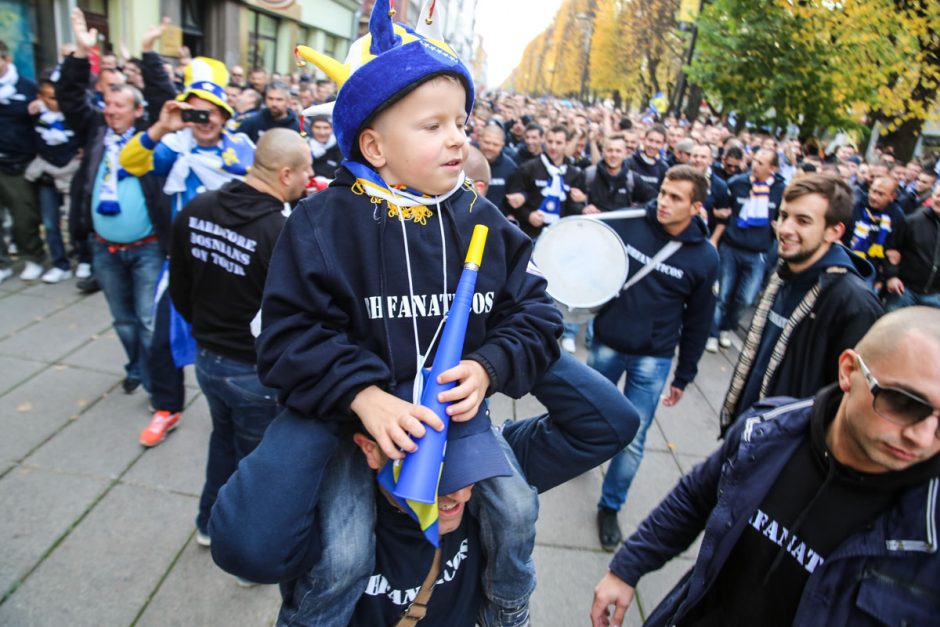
[531,216,629,323]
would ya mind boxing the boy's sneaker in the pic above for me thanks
[597,507,623,552]
[42,267,73,284]
[0,267,12,284]
[719,330,732,348]
[139,410,180,447]
[561,337,576,354]
[75,263,92,279]
[705,337,719,353]
[195,528,211,547]
[19,261,43,281]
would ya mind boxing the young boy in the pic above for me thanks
[218,2,562,624]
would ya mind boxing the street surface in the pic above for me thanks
[0,278,739,625]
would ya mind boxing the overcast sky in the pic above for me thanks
[475,0,564,86]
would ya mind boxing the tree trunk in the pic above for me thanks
[684,84,703,122]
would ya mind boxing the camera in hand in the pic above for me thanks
[181,109,210,124]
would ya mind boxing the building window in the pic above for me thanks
[248,10,279,73]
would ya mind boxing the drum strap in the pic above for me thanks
[621,241,683,292]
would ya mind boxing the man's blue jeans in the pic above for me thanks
[195,347,280,535]
[37,183,69,270]
[885,287,940,312]
[588,341,671,511]
[91,238,163,387]
[712,243,766,337]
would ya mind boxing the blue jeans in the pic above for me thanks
[885,288,940,312]
[91,238,163,387]
[195,348,280,534]
[588,341,671,511]
[37,183,69,270]
[712,243,766,337]
[150,290,186,412]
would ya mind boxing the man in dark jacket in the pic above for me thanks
[845,175,907,285]
[476,123,517,213]
[710,149,785,349]
[720,174,883,433]
[884,185,940,311]
[578,133,656,215]
[504,124,584,239]
[590,165,719,551]
[592,306,940,627]
[58,8,175,399]
[236,81,302,143]
[624,125,669,192]
[0,39,44,282]
[169,128,312,548]
[306,113,341,179]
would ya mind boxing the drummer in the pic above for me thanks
[591,165,720,553]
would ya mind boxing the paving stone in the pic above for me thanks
[693,350,737,414]
[135,540,280,627]
[513,393,547,420]
[0,303,111,363]
[18,278,87,308]
[0,366,115,465]
[488,392,514,423]
[655,384,722,458]
[536,468,604,550]
[0,484,194,627]
[0,294,57,339]
[59,329,127,377]
[619,449,684,536]
[25,385,154,479]
[0,354,47,396]
[124,394,211,497]
[0,466,109,596]
[531,544,642,626]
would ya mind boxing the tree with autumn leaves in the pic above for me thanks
[505,0,684,111]
[688,0,939,157]
[503,0,937,159]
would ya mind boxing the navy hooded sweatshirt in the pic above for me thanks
[257,165,563,420]
[593,205,719,390]
[0,68,37,171]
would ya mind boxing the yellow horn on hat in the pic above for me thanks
[294,45,350,87]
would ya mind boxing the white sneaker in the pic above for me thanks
[195,529,211,547]
[75,262,92,279]
[0,267,12,284]
[705,337,719,353]
[235,577,258,588]
[41,267,73,284]
[19,261,44,281]
[561,337,577,354]
[719,331,732,348]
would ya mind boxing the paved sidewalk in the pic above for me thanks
[0,277,739,626]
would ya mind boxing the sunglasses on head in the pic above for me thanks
[854,352,940,438]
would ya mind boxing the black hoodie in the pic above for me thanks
[169,179,289,363]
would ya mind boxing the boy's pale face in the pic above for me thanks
[369,78,468,195]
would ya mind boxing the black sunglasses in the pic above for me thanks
[855,353,940,438]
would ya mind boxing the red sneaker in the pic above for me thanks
[139,410,181,447]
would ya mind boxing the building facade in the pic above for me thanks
[6,0,359,80]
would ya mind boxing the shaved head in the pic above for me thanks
[253,128,310,173]
[248,128,313,203]
[856,307,940,367]
[464,145,491,194]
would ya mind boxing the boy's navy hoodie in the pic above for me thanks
[723,172,785,252]
[625,151,668,190]
[257,165,563,420]
[593,205,719,390]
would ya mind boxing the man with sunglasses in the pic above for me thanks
[592,306,940,627]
